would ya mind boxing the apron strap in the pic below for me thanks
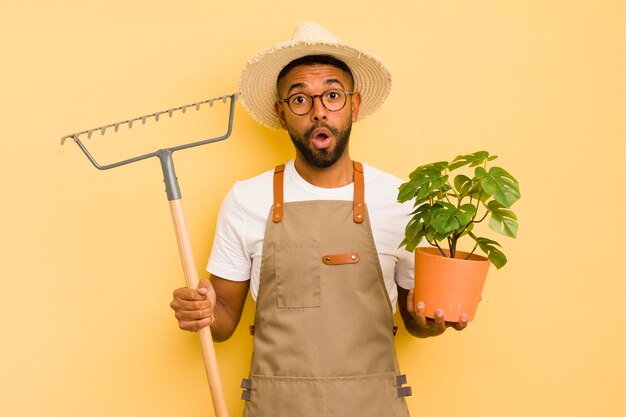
[272,164,285,223]
[272,161,365,223]
[353,161,365,223]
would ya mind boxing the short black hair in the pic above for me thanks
[277,55,354,88]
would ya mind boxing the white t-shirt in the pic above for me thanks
[206,160,415,312]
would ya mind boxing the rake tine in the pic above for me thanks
[60,92,239,145]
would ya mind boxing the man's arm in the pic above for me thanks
[397,285,467,338]
[170,275,249,342]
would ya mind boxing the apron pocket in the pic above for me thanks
[275,241,320,308]
[324,372,409,417]
[244,373,409,417]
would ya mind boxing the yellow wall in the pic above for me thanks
[1,1,624,416]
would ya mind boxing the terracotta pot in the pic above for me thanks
[414,247,490,322]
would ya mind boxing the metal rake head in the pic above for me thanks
[61,92,239,201]
[61,93,238,169]
[60,93,238,146]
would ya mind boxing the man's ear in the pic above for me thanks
[275,101,287,129]
[350,92,362,122]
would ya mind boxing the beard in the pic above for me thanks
[286,120,352,168]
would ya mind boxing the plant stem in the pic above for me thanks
[464,242,479,259]
[474,209,489,223]
[450,233,459,258]
[474,190,483,219]
[444,171,456,205]
[432,239,447,257]
[425,237,438,247]
[457,198,482,238]
[443,189,454,205]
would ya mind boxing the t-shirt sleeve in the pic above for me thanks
[395,208,432,289]
[206,183,252,281]
[394,197,418,290]
[395,238,415,290]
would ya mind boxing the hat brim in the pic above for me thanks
[238,40,392,129]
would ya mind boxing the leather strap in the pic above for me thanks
[396,374,412,398]
[241,390,252,401]
[322,253,360,265]
[272,161,365,223]
[272,164,285,223]
[241,378,252,401]
[353,161,365,223]
[397,386,412,398]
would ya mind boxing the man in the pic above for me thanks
[170,22,467,416]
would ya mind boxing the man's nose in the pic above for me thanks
[310,96,327,121]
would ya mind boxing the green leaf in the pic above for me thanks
[469,233,508,269]
[475,166,488,179]
[487,200,519,238]
[476,166,521,207]
[397,179,419,202]
[408,161,448,180]
[454,175,484,202]
[449,151,495,171]
[486,245,507,269]
[400,217,421,251]
[400,203,435,252]
[454,174,472,194]
[431,202,477,236]
[458,222,474,238]
[398,162,449,204]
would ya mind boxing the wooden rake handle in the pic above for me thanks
[169,199,230,417]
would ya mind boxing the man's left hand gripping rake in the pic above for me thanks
[61,93,239,417]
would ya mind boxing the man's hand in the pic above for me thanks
[170,275,249,342]
[170,279,216,332]
[398,286,468,338]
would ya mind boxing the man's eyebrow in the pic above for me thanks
[324,79,345,88]
[287,82,306,94]
[286,79,346,94]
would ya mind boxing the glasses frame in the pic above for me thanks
[277,89,354,116]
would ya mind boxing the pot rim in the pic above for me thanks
[416,246,490,263]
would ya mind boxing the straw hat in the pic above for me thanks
[238,22,393,129]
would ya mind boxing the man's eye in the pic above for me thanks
[327,91,340,100]
[291,95,308,105]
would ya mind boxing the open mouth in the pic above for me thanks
[310,127,333,150]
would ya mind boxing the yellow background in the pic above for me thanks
[1,1,624,416]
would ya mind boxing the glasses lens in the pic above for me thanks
[322,89,347,111]
[288,94,312,115]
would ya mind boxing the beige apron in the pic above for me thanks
[241,162,411,417]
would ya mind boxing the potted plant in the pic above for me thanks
[397,151,520,322]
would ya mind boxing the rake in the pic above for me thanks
[61,92,239,417]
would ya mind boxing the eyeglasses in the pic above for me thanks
[277,89,354,116]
